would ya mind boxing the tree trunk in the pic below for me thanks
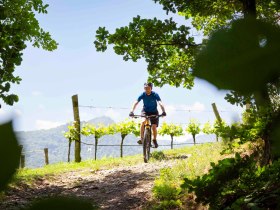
[120,134,126,158]
[216,135,219,142]
[95,137,98,160]
[261,115,274,165]
[171,135,174,149]
[68,140,71,162]
[243,0,256,18]
[193,134,196,145]
[262,134,272,165]
[242,0,273,164]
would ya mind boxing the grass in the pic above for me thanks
[13,143,223,185]
[9,142,225,209]
[12,143,222,185]
[12,154,144,185]
[149,142,224,209]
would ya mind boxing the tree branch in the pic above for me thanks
[150,43,201,47]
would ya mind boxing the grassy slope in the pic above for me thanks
[9,142,224,209]
[149,143,224,209]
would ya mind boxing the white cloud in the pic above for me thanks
[36,120,64,130]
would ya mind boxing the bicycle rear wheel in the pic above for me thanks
[143,128,151,163]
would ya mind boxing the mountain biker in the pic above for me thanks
[129,82,166,148]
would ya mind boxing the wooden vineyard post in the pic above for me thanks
[212,103,222,124]
[19,145,23,168]
[72,94,81,162]
[44,148,49,165]
[20,154,25,168]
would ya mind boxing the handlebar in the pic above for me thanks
[131,114,164,119]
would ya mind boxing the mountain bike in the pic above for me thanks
[132,114,163,163]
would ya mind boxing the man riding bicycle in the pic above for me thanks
[129,82,166,148]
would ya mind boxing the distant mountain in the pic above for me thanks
[16,116,216,168]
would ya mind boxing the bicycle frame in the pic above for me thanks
[132,114,163,163]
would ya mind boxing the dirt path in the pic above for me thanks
[1,160,177,210]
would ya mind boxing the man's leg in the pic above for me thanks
[141,121,145,140]
[138,120,145,144]
[152,124,157,140]
[152,124,158,148]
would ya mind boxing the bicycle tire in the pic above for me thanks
[143,128,151,163]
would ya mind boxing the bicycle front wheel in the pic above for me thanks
[143,128,151,163]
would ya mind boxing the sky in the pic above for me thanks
[0,0,244,132]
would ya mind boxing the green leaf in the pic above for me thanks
[0,121,20,191]
[194,18,280,95]
[271,115,280,158]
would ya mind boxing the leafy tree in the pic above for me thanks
[186,119,201,145]
[81,124,109,160]
[202,121,213,134]
[94,17,197,88]
[63,122,79,162]
[194,17,280,163]
[94,0,280,163]
[213,120,228,142]
[0,0,58,105]
[94,0,280,89]
[202,121,216,141]
[109,120,138,158]
[158,122,183,149]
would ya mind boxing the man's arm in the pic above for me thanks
[130,101,139,113]
[158,101,166,113]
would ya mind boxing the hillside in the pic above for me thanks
[16,116,216,168]
[1,143,222,210]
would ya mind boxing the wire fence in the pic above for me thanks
[19,97,240,169]
[80,141,210,146]
[19,138,217,169]
[77,103,243,127]
[79,105,235,113]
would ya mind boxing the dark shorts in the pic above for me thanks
[141,110,159,127]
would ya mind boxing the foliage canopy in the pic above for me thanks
[0,0,58,105]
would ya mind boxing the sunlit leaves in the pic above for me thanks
[153,0,280,33]
[271,115,280,158]
[202,121,213,135]
[94,15,197,88]
[81,124,109,140]
[63,122,79,142]
[186,119,201,136]
[110,120,138,137]
[158,122,183,137]
[0,121,20,191]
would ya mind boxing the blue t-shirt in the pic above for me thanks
[137,91,161,113]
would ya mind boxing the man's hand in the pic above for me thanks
[129,111,134,117]
[162,111,166,116]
